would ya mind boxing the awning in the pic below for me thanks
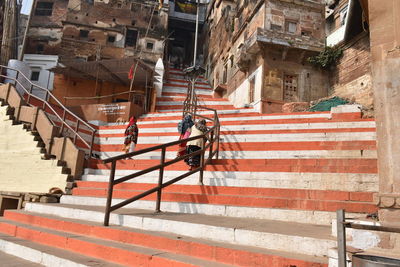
[50,57,154,86]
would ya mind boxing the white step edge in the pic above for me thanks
[81,171,379,192]
[25,202,336,257]
[59,195,367,226]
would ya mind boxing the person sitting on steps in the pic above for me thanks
[185,119,208,171]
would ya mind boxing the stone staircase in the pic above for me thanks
[0,67,378,266]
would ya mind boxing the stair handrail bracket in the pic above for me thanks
[0,65,97,158]
[102,104,220,226]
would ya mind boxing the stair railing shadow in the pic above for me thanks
[102,103,220,226]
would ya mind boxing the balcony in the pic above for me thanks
[237,27,325,71]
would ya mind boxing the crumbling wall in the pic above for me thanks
[329,33,373,109]
[27,0,68,54]
[265,0,325,40]
[52,74,144,107]
[60,0,168,63]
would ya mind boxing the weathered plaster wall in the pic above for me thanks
[52,74,145,107]
[263,51,328,102]
[330,33,373,108]
[0,106,68,193]
[265,0,325,40]
[228,63,263,109]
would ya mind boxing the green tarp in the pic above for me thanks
[309,96,349,112]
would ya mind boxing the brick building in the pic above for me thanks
[203,0,329,113]
[23,0,169,118]
[326,0,373,111]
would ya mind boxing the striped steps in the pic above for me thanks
[72,181,376,214]
[0,216,226,267]
[1,209,328,267]
[1,67,378,266]
[23,202,334,262]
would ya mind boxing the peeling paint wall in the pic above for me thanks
[205,0,327,112]
[329,33,373,109]
[28,0,168,64]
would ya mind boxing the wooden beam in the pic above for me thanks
[98,63,127,86]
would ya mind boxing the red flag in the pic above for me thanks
[128,64,135,80]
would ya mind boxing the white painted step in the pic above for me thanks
[0,232,120,266]
[59,195,365,226]
[93,149,377,160]
[156,100,232,106]
[82,170,378,192]
[140,110,328,119]
[25,202,336,258]
[95,131,376,145]
[162,86,212,96]
[98,121,375,134]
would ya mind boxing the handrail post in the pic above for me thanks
[59,110,66,136]
[104,160,117,226]
[73,120,80,144]
[27,84,33,104]
[156,147,166,212]
[337,209,347,267]
[198,136,206,185]
[42,91,48,110]
[89,130,95,158]
[208,130,214,161]
[15,71,19,87]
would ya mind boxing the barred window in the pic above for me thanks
[35,2,53,16]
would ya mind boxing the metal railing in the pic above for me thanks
[0,65,97,158]
[336,209,400,267]
[102,77,220,226]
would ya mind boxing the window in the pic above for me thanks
[35,2,53,16]
[107,35,116,43]
[340,5,348,26]
[79,30,89,38]
[125,29,138,47]
[30,71,40,81]
[271,24,282,32]
[285,21,297,34]
[36,44,44,54]
[146,41,154,51]
[301,30,312,37]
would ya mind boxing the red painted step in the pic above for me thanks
[0,220,202,266]
[75,182,374,202]
[3,210,327,267]
[88,158,377,173]
[71,187,377,213]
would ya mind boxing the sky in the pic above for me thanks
[21,0,33,15]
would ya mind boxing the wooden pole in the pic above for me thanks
[1,0,17,65]
[19,0,36,61]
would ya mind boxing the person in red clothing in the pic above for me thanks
[176,114,194,158]
[123,116,139,154]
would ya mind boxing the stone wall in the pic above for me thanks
[330,33,373,109]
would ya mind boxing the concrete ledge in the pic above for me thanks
[51,137,85,179]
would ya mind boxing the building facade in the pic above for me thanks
[204,0,328,113]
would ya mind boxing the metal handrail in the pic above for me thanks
[0,65,97,157]
[336,209,400,267]
[102,104,220,226]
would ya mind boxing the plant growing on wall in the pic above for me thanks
[307,46,343,69]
